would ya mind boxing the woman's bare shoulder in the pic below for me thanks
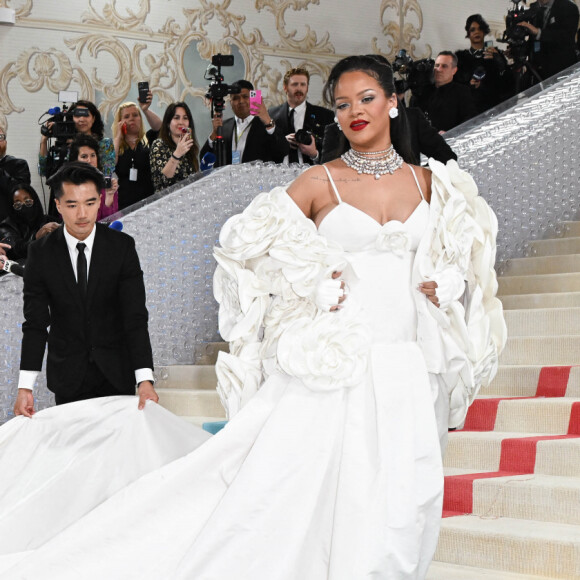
[286,165,335,217]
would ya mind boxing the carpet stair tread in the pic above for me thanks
[504,306,580,336]
[427,560,559,580]
[500,291,580,309]
[503,253,580,276]
[435,515,580,579]
[155,364,217,390]
[498,271,580,295]
[500,335,580,365]
[530,236,580,256]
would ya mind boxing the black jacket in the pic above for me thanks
[20,223,153,399]
[530,0,579,79]
[268,101,335,165]
[200,117,289,166]
[0,155,31,221]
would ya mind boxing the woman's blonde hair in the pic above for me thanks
[112,102,147,156]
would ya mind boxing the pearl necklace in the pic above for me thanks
[341,145,404,179]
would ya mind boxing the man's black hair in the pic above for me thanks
[47,161,105,200]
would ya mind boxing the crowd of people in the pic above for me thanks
[2,4,579,261]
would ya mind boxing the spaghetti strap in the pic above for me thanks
[322,164,343,204]
[408,165,425,201]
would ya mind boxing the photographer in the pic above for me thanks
[268,68,334,165]
[517,0,579,80]
[39,100,115,178]
[411,51,477,133]
[200,80,288,166]
[455,14,512,113]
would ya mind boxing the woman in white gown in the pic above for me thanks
[0,56,504,579]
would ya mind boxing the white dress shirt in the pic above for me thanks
[285,101,308,164]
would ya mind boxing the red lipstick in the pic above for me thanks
[350,120,368,131]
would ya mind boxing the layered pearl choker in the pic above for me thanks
[341,145,404,179]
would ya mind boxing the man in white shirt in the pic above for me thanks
[268,68,334,165]
[14,161,158,416]
[200,80,288,166]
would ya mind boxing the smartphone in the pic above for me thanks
[249,90,262,115]
[104,176,112,189]
[484,40,494,48]
[138,81,149,104]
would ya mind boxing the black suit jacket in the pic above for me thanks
[200,117,289,166]
[531,0,579,79]
[268,101,335,165]
[20,223,153,399]
[320,107,457,165]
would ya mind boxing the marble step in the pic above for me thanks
[497,272,580,295]
[500,291,580,309]
[500,335,580,365]
[485,365,580,398]
[530,236,580,257]
[444,431,580,475]
[435,515,580,579]
[503,253,580,276]
[504,307,580,336]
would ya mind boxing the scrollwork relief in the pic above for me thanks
[372,0,431,61]
[82,0,152,33]
[0,0,32,18]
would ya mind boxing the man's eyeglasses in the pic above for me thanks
[13,199,34,210]
[0,134,6,142]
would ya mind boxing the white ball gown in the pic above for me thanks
[0,160,505,579]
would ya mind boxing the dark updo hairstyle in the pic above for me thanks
[323,55,416,164]
[159,101,200,172]
[69,134,101,170]
[465,14,490,37]
[69,100,105,141]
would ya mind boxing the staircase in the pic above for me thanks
[428,221,580,580]
[155,222,580,579]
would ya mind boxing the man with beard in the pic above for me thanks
[269,68,334,165]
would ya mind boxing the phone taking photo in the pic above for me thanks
[138,81,149,104]
[249,90,262,115]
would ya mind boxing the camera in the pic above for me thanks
[294,128,313,146]
[392,50,434,97]
[500,0,539,60]
[205,53,239,107]
[104,176,112,189]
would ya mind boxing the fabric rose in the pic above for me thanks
[375,221,411,256]
[276,313,369,393]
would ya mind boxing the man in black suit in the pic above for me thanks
[268,67,335,165]
[200,80,288,167]
[0,124,31,221]
[14,162,158,416]
[518,0,579,80]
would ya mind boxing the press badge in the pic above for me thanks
[232,151,241,165]
[129,168,138,181]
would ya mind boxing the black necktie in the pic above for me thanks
[76,242,87,298]
[288,108,299,164]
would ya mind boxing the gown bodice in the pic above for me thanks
[318,165,429,345]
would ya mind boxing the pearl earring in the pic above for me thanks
[334,115,342,132]
[389,107,399,119]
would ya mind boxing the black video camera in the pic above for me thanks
[205,54,240,117]
[500,0,539,57]
[392,50,435,97]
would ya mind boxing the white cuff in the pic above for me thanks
[135,368,155,385]
[432,269,465,311]
[18,370,39,392]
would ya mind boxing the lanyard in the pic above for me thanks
[234,120,251,151]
